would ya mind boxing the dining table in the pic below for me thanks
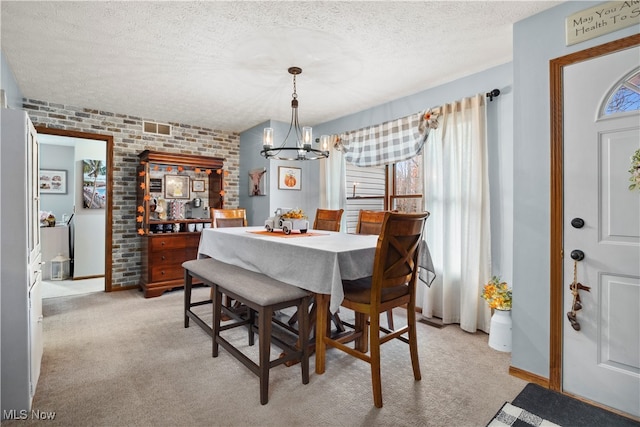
[197,225,434,374]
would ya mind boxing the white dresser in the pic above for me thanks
[40,225,70,280]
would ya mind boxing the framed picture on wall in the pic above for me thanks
[278,166,301,190]
[82,159,107,209]
[248,167,267,196]
[39,169,67,194]
[165,175,190,199]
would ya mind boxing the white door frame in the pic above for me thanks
[549,34,640,407]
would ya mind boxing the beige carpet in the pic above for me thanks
[10,287,526,426]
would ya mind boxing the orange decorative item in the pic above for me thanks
[153,165,159,171]
[139,170,146,177]
[167,166,172,172]
[284,173,296,188]
[136,215,143,223]
[137,206,145,213]
[206,169,212,175]
[178,166,183,172]
[137,228,145,235]
[140,182,146,190]
[219,190,225,196]
[217,169,222,175]
[143,194,151,201]
[194,168,201,174]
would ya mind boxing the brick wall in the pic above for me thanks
[24,99,240,289]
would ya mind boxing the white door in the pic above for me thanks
[563,46,640,417]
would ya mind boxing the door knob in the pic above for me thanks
[571,218,584,229]
[570,250,585,261]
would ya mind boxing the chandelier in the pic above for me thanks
[260,67,330,161]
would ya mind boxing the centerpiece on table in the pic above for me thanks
[481,276,512,352]
[264,208,309,235]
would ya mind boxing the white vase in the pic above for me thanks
[488,309,512,352]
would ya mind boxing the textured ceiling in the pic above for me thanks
[1,1,560,132]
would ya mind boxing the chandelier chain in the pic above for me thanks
[292,74,298,100]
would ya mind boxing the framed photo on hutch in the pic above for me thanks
[164,175,190,199]
[192,179,205,192]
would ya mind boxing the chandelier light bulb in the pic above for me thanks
[263,127,274,149]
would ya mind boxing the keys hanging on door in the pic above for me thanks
[567,259,591,331]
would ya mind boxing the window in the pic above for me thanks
[345,163,385,233]
[602,69,640,116]
[392,154,423,213]
[345,155,423,233]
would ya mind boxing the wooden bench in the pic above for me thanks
[183,258,311,405]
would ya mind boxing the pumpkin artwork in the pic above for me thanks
[284,172,297,188]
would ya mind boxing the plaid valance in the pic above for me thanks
[335,110,438,167]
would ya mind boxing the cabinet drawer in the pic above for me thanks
[150,264,185,282]
[150,235,188,251]
[150,249,188,266]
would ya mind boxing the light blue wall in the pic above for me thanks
[512,2,638,378]
[1,50,23,108]
[239,121,271,225]
[40,144,75,220]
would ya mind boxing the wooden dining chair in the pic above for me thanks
[211,208,247,228]
[209,208,248,309]
[323,211,429,408]
[356,209,386,235]
[312,208,344,232]
[355,210,394,329]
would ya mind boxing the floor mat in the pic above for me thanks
[487,402,560,427]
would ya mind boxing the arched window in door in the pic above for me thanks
[601,69,640,116]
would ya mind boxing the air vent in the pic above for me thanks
[143,121,171,136]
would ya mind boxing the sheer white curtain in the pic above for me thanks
[421,94,492,333]
[320,135,347,229]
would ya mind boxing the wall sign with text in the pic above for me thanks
[566,1,640,46]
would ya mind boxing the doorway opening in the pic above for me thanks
[36,127,114,293]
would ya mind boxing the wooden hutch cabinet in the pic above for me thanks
[136,150,224,297]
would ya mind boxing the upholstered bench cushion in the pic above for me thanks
[183,258,310,306]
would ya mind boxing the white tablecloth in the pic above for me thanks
[198,226,378,313]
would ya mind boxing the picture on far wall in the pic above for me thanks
[248,167,267,196]
[39,169,67,194]
[278,166,301,190]
[82,159,107,209]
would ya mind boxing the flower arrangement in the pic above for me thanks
[481,276,512,311]
[629,148,640,191]
[281,208,307,220]
[40,211,51,223]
